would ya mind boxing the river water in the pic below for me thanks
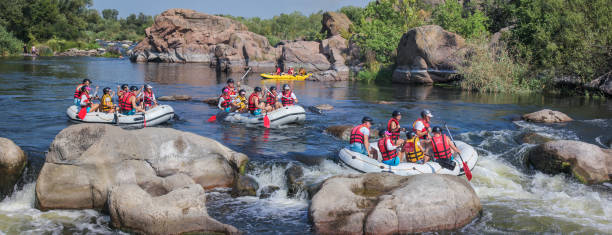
[0,56,611,234]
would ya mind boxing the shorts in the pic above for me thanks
[122,110,135,115]
[382,156,400,166]
[74,98,80,107]
[348,143,368,156]
[251,109,261,116]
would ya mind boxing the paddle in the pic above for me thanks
[78,105,88,119]
[444,123,472,181]
[262,87,272,128]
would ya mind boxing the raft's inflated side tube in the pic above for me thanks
[338,140,478,176]
[66,105,174,128]
[217,105,306,127]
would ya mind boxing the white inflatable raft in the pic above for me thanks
[338,141,478,176]
[217,105,306,127]
[66,105,174,128]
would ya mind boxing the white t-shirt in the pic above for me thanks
[80,94,89,106]
[282,92,297,101]
[385,138,397,151]
[218,97,227,109]
[359,127,370,137]
[414,121,425,131]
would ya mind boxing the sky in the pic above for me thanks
[92,0,371,18]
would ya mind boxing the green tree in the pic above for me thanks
[0,25,23,55]
[432,0,489,39]
[102,9,119,21]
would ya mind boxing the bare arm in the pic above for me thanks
[364,135,370,154]
[447,137,461,154]
[131,96,145,113]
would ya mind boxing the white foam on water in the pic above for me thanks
[513,120,579,140]
[580,119,610,128]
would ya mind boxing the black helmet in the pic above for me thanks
[432,126,442,133]
[282,84,291,90]
[227,78,234,84]
[421,109,433,118]
[406,131,416,139]
[361,116,373,124]
[103,87,111,94]
[129,86,138,91]
[254,87,262,92]
[392,110,401,117]
[121,84,129,90]
[82,79,91,84]
[239,89,246,95]
[270,86,276,91]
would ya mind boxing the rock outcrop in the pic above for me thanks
[35,124,247,234]
[522,109,573,123]
[321,12,352,38]
[310,173,481,234]
[587,71,612,97]
[0,137,27,196]
[527,140,612,184]
[131,8,353,80]
[393,25,466,84]
[231,175,259,197]
[157,95,192,101]
[325,125,379,141]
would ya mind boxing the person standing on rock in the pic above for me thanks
[430,126,460,161]
[378,131,401,166]
[387,111,404,145]
[413,109,433,140]
[248,87,266,115]
[74,79,91,107]
[281,84,298,106]
[349,117,373,156]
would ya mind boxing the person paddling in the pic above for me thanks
[74,79,91,107]
[79,86,100,113]
[430,126,461,160]
[218,88,234,112]
[401,131,428,164]
[265,86,282,110]
[139,84,157,110]
[348,116,373,156]
[119,86,145,115]
[224,79,238,97]
[248,87,266,115]
[234,89,248,113]
[413,109,433,140]
[378,131,401,166]
[387,110,403,145]
[280,84,298,106]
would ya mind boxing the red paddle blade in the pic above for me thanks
[207,115,216,122]
[263,114,270,128]
[463,161,472,181]
[78,107,87,119]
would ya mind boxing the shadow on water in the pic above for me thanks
[0,56,611,234]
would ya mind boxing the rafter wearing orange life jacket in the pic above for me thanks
[387,118,401,142]
[431,134,452,159]
[412,118,431,140]
[377,136,398,161]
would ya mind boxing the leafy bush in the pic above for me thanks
[432,0,489,39]
[226,11,323,45]
[0,25,22,55]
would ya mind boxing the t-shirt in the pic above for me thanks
[385,138,397,151]
[359,127,370,137]
[414,121,425,131]
[218,97,227,109]
[80,94,90,106]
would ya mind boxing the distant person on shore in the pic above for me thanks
[298,67,306,75]
[138,84,157,110]
[118,86,145,115]
[275,67,281,75]
[23,44,27,54]
[30,46,37,55]
[287,67,295,75]
[74,79,91,107]
[280,84,298,106]
[348,116,373,156]
[100,87,115,113]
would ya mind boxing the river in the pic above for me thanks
[0,56,610,234]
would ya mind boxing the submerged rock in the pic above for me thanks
[0,137,27,196]
[517,132,553,145]
[527,140,612,184]
[587,71,612,97]
[158,95,192,101]
[393,25,466,84]
[325,125,379,141]
[35,124,248,233]
[314,104,334,111]
[285,164,304,198]
[231,175,259,197]
[522,109,573,123]
[259,185,280,199]
[310,173,481,234]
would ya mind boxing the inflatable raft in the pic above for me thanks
[338,141,478,176]
[66,105,174,128]
[260,73,312,80]
[216,105,306,127]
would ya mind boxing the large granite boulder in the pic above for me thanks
[281,40,331,72]
[321,12,352,38]
[321,35,349,76]
[527,140,612,184]
[393,25,466,84]
[35,124,248,233]
[587,71,612,97]
[522,109,573,123]
[325,125,379,141]
[310,173,481,234]
[0,137,27,196]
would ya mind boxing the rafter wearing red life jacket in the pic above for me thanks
[74,85,84,99]
[412,118,430,140]
[387,118,401,141]
[220,93,232,108]
[349,124,369,144]
[266,91,277,105]
[377,136,398,161]
[431,134,452,159]
[224,86,236,96]
[143,90,155,107]
[281,90,294,106]
[119,92,134,112]
[248,93,259,113]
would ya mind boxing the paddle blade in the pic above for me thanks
[263,114,270,128]
[207,115,216,122]
[78,107,87,119]
[462,161,472,181]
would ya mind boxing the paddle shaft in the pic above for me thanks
[240,67,252,81]
[444,124,466,164]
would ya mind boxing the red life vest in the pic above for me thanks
[412,118,431,139]
[349,124,369,144]
[143,91,154,106]
[266,91,277,105]
[431,134,452,159]
[248,93,259,112]
[387,118,401,141]
[281,91,294,106]
[275,68,281,75]
[224,86,236,96]
[220,94,232,108]
[74,85,83,98]
[119,92,134,111]
[377,136,398,161]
